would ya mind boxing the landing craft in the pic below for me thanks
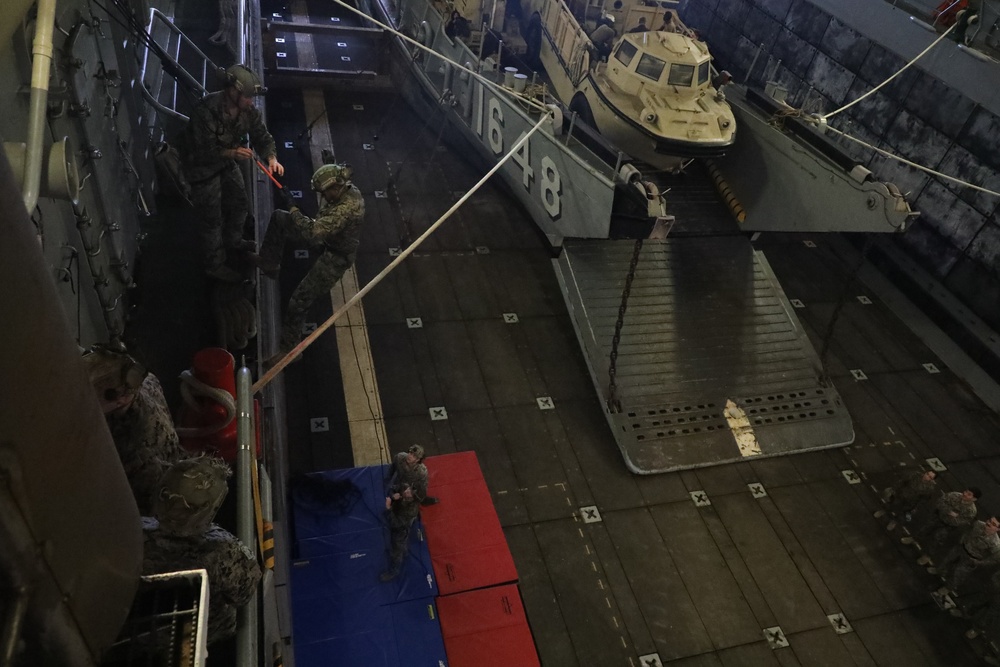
[526,0,737,168]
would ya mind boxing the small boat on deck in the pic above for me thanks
[520,0,737,169]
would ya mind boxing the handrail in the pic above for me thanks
[139,8,220,126]
[149,9,216,93]
[235,365,259,664]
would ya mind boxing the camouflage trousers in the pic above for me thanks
[386,523,411,575]
[939,544,985,592]
[188,162,249,269]
[264,211,355,350]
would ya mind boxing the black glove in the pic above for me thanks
[277,186,296,210]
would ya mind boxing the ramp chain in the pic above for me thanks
[607,239,643,413]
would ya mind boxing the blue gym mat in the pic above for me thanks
[291,466,387,541]
[290,465,446,666]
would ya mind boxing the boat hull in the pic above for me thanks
[363,0,619,245]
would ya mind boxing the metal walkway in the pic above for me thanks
[555,236,855,473]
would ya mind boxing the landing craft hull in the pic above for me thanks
[717,85,913,234]
[361,0,619,246]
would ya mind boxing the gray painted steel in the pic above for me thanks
[555,236,855,473]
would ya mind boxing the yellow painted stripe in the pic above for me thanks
[724,399,761,457]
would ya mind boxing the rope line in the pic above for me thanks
[252,113,553,393]
[822,124,1000,198]
[824,23,956,121]
[328,0,550,114]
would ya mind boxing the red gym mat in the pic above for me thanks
[422,453,518,595]
[437,584,540,667]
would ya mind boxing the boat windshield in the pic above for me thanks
[698,61,710,85]
[615,41,638,67]
[667,62,694,86]
[636,53,666,81]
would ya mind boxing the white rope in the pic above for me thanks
[824,23,955,120]
[329,0,551,114]
[254,113,553,392]
[823,123,1000,198]
[176,369,238,437]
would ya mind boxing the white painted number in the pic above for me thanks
[541,156,561,218]
[478,87,562,220]
[488,98,504,155]
[512,132,534,190]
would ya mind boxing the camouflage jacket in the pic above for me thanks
[387,452,428,502]
[936,491,977,526]
[292,185,365,256]
[893,470,938,507]
[963,521,1000,562]
[386,495,420,530]
[142,518,261,608]
[106,374,187,514]
[177,91,277,183]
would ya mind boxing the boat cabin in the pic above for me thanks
[606,31,715,99]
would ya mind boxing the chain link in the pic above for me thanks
[608,239,644,413]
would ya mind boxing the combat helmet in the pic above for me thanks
[224,64,267,96]
[153,457,232,536]
[82,346,147,413]
[311,163,353,192]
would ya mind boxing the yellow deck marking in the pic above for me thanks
[299,87,389,466]
[725,399,761,457]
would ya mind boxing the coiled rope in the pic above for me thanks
[176,369,237,438]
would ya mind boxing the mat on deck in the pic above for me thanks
[290,465,446,665]
[437,584,540,667]
[421,452,518,595]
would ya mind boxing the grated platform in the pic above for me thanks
[554,236,855,473]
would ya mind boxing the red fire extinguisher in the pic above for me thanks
[176,347,238,461]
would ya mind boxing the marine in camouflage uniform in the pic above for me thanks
[938,517,1000,593]
[877,469,939,530]
[381,485,421,581]
[909,488,980,559]
[387,444,429,503]
[142,457,261,644]
[108,374,189,514]
[257,163,365,356]
[176,65,282,279]
[84,348,187,515]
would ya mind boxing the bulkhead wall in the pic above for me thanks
[0,0,158,348]
[679,0,1000,333]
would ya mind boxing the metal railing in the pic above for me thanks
[139,9,220,123]
[235,366,259,665]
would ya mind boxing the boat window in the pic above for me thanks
[635,53,666,81]
[667,63,695,87]
[698,61,710,85]
[614,41,638,67]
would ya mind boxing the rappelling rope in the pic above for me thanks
[822,124,1000,198]
[252,113,553,393]
[765,18,997,199]
[176,370,237,437]
[329,0,551,114]
[823,23,956,121]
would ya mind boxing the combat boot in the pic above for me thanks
[231,239,257,253]
[248,253,281,280]
[205,264,243,283]
[263,347,302,370]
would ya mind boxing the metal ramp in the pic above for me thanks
[554,236,854,474]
